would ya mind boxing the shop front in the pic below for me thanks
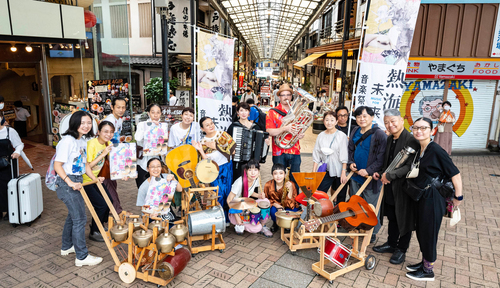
[404,58,500,149]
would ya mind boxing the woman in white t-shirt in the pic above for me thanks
[167,107,200,148]
[53,111,103,267]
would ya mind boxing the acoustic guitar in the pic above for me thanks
[165,145,205,209]
[303,195,378,232]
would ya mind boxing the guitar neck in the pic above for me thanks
[319,211,353,224]
[188,177,204,208]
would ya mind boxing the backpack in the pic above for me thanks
[253,106,267,131]
[45,153,58,191]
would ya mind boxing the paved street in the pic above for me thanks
[0,138,499,288]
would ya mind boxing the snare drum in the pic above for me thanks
[257,201,270,221]
[319,236,351,268]
[250,207,261,225]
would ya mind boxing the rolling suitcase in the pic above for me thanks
[8,172,43,226]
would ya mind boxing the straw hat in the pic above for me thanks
[277,84,293,96]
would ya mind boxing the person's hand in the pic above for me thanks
[373,172,380,181]
[68,181,82,191]
[166,174,175,181]
[282,124,293,133]
[286,182,294,198]
[259,192,265,199]
[11,153,20,159]
[341,171,348,184]
[350,163,358,171]
[152,120,160,126]
[97,177,105,183]
[235,214,242,225]
[453,197,462,207]
[206,141,216,150]
[297,133,305,140]
[381,173,391,185]
[358,169,368,177]
[122,176,129,181]
[103,145,113,156]
[264,137,271,146]
[192,141,202,151]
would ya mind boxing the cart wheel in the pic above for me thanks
[118,262,136,284]
[365,255,376,270]
[219,249,224,253]
[291,251,297,256]
[329,280,333,284]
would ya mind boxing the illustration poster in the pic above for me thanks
[110,143,138,180]
[196,31,234,131]
[143,122,169,156]
[87,79,133,139]
[144,177,178,207]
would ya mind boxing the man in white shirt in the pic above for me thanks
[102,97,126,144]
[169,91,177,106]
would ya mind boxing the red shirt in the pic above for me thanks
[266,104,300,156]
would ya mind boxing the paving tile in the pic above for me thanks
[274,252,316,275]
[261,265,314,288]
[250,278,289,288]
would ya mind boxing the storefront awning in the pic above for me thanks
[294,53,325,67]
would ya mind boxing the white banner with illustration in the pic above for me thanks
[401,79,495,149]
[196,31,235,131]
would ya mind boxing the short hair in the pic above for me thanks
[354,106,374,117]
[442,101,452,107]
[14,101,23,107]
[147,157,161,168]
[246,98,255,105]
[62,111,95,139]
[323,110,337,120]
[232,96,239,103]
[199,116,211,128]
[182,107,195,115]
[244,159,260,171]
[384,109,401,117]
[98,120,115,132]
[335,106,349,114]
[147,103,161,112]
[237,102,250,111]
[414,117,433,130]
[111,97,126,107]
[271,163,286,173]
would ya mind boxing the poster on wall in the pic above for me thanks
[51,102,77,147]
[87,79,132,140]
[400,79,496,149]
[196,31,235,131]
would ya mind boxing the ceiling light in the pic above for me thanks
[10,45,17,52]
[49,44,53,49]
[75,43,80,49]
[25,44,33,52]
[266,34,271,38]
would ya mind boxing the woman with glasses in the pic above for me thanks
[312,111,349,203]
[405,117,463,281]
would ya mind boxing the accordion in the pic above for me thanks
[232,127,269,163]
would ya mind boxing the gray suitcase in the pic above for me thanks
[8,172,43,226]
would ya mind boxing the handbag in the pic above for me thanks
[98,143,111,179]
[0,156,10,169]
[405,179,431,202]
[406,154,420,179]
[431,176,455,199]
[318,132,338,173]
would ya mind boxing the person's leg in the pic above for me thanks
[317,173,335,195]
[385,204,399,248]
[332,176,348,204]
[350,179,361,195]
[270,206,278,223]
[272,155,286,167]
[84,184,110,234]
[135,165,148,188]
[103,179,122,214]
[360,187,381,235]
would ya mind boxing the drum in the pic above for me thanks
[196,159,220,183]
[188,205,226,236]
[240,210,251,224]
[250,207,261,225]
[313,198,334,217]
[319,236,351,268]
[258,201,271,221]
[158,247,192,280]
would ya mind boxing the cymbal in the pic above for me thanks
[228,197,257,210]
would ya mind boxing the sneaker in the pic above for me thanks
[406,267,434,281]
[270,223,280,233]
[226,222,231,227]
[89,231,105,242]
[261,226,273,238]
[406,261,423,272]
[234,224,245,235]
[61,246,75,256]
[75,254,103,267]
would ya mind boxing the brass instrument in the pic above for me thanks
[384,146,416,173]
[275,87,316,149]
[281,167,291,207]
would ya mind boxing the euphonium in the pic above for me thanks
[275,87,316,149]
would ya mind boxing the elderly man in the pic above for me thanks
[348,106,387,243]
[372,109,419,264]
[266,84,304,183]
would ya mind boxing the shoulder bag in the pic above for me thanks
[98,142,111,179]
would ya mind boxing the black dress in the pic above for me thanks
[413,141,460,262]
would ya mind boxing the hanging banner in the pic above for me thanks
[154,0,190,54]
[196,31,235,131]
[492,8,500,57]
[355,0,421,128]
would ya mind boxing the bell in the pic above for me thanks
[155,231,176,253]
[110,225,128,242]
[169,223,188,243]
[127,217,144,231]
[148,220,165,234]
[132,229,153,248]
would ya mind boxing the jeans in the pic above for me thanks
[350,179,381,235]
[272,154,301,189]
[83,183,113,234]
[56,175,88,260]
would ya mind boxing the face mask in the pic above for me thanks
[443,106,450,111]
[0,103,4,109]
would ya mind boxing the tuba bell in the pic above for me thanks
[275,87,316,150]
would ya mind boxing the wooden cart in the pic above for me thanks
[182,186,226,254]
[79,181,186,287]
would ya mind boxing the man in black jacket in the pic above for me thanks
[373,109,419,264]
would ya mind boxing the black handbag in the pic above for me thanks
[0,156,10,169]
[431,177,455,199]
[405,179,431,202]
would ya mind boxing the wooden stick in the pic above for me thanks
[95,181,121,223]
[355,176,372,196]
[329,171,354,201]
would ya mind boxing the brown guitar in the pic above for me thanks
[303,195,378,232]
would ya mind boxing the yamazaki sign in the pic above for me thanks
[406,58,500,79]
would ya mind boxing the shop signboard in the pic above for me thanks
[406,59,500,79]
[51,102,77,147]
[154,0,190,54]
[492,8,500,57]
[175,90,190,107]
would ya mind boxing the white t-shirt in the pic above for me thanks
[169,96,177,106]
[15,107,30,121]
[102,114,123,143]
[0,126,24,154]
[55,136,87,176]
[168,122,200,148]
[230,176,259,198]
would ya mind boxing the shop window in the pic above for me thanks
[51,75,73,103]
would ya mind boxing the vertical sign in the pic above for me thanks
[154,0,190,54]
[492,8,500,57]
[210,11,220,33]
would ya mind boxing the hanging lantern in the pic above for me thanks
[84,10,97,28]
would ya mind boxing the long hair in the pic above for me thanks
[62,111,95,139]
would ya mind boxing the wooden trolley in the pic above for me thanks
[79,181,187,287]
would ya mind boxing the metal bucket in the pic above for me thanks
[188,205,226,236]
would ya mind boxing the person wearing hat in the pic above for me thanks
[266,84,304,185]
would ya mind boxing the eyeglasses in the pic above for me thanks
[412,126,431,131]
